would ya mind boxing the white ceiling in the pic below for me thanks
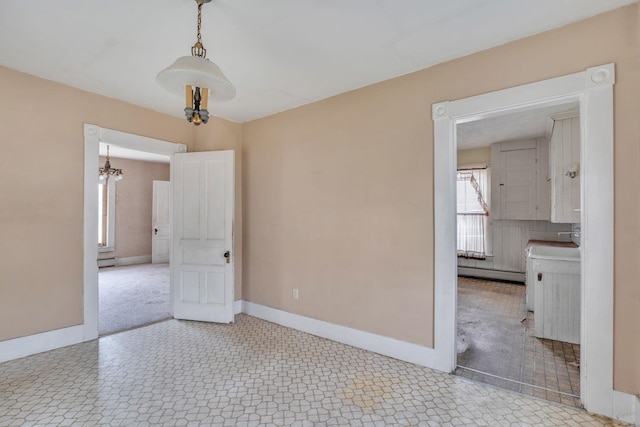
[0,0,634,123]
[457,102,580,150]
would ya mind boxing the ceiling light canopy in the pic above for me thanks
[157,0,235,126]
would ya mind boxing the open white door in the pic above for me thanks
[152,180,171,264]
[171,150,234,323]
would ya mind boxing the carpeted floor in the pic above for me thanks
[98,262,170,336]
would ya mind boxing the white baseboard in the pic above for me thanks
[610,390,638,424]
[458,266,525,282]
[243,301,439,369]
[233,300,243,315]
[1,299,243,365]
[116,255,152,266]
[0,325,86,364]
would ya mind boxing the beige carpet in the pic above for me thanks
[98,262,170,335]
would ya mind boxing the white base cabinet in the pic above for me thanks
[532,257,580,344]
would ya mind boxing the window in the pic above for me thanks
[457,168,490,259]
[98,178,116,252]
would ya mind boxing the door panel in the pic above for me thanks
[500,149,537,219]
[172,151,234,323]
[152,180,171,264]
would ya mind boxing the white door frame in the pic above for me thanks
[152,180,171,264]
[433,64,634,419]
[83,124,187,340]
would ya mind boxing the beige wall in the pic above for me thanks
[457,147,491,166]
[97,157,170,260]
[0,65,193,341]
[192,121,244,300]
[242,5,640,393]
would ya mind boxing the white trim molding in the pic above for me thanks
[233,300,244,315]
[433,63,635,421]
[610,390,638,425]
[0,325,85,364]
[244,302,439,369]
[84,124,187,342]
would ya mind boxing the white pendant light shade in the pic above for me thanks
[156,55,235,101]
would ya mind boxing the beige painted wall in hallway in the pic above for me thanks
[97,157,170,261]
[242,5,640,394]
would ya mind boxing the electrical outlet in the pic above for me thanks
[292,288,299,300]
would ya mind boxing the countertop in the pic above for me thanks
[525,240,579,251]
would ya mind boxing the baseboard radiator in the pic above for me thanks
[97,258,116,268]
[97,255,152,268]
[457,266,525,283]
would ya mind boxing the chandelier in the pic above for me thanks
[156,0,235,126]
[99,146,123,182]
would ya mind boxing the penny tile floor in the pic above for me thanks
[0,314,629,426]
[455,277,581,408]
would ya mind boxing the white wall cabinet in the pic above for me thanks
[550,115,580,223]
[491,139,550,220]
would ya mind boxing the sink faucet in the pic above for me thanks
[558,231,581,238]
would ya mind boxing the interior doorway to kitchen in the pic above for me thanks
[432,63,617,417]
[452,104,582,406]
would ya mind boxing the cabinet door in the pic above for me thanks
[534,271,580,344]
[550,117,581,223]
[499,148,537,220]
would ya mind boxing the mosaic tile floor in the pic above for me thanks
[0,314,628,426]
[456,277,581,408]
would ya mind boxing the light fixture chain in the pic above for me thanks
[191,1,207,58]
[197,2,202,46]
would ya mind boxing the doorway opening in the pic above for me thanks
[97,144,172,335]
[83,124,188,339]
[432,64,621,418]
[452,103,582,406]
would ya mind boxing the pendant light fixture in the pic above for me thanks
[99,146,124,182]
[157,0,235,126]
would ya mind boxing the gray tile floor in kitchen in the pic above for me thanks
[455,276,581,408]
[1,313,625,426]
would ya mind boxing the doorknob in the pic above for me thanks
[224,250,230,264]
[154,228,158,235]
